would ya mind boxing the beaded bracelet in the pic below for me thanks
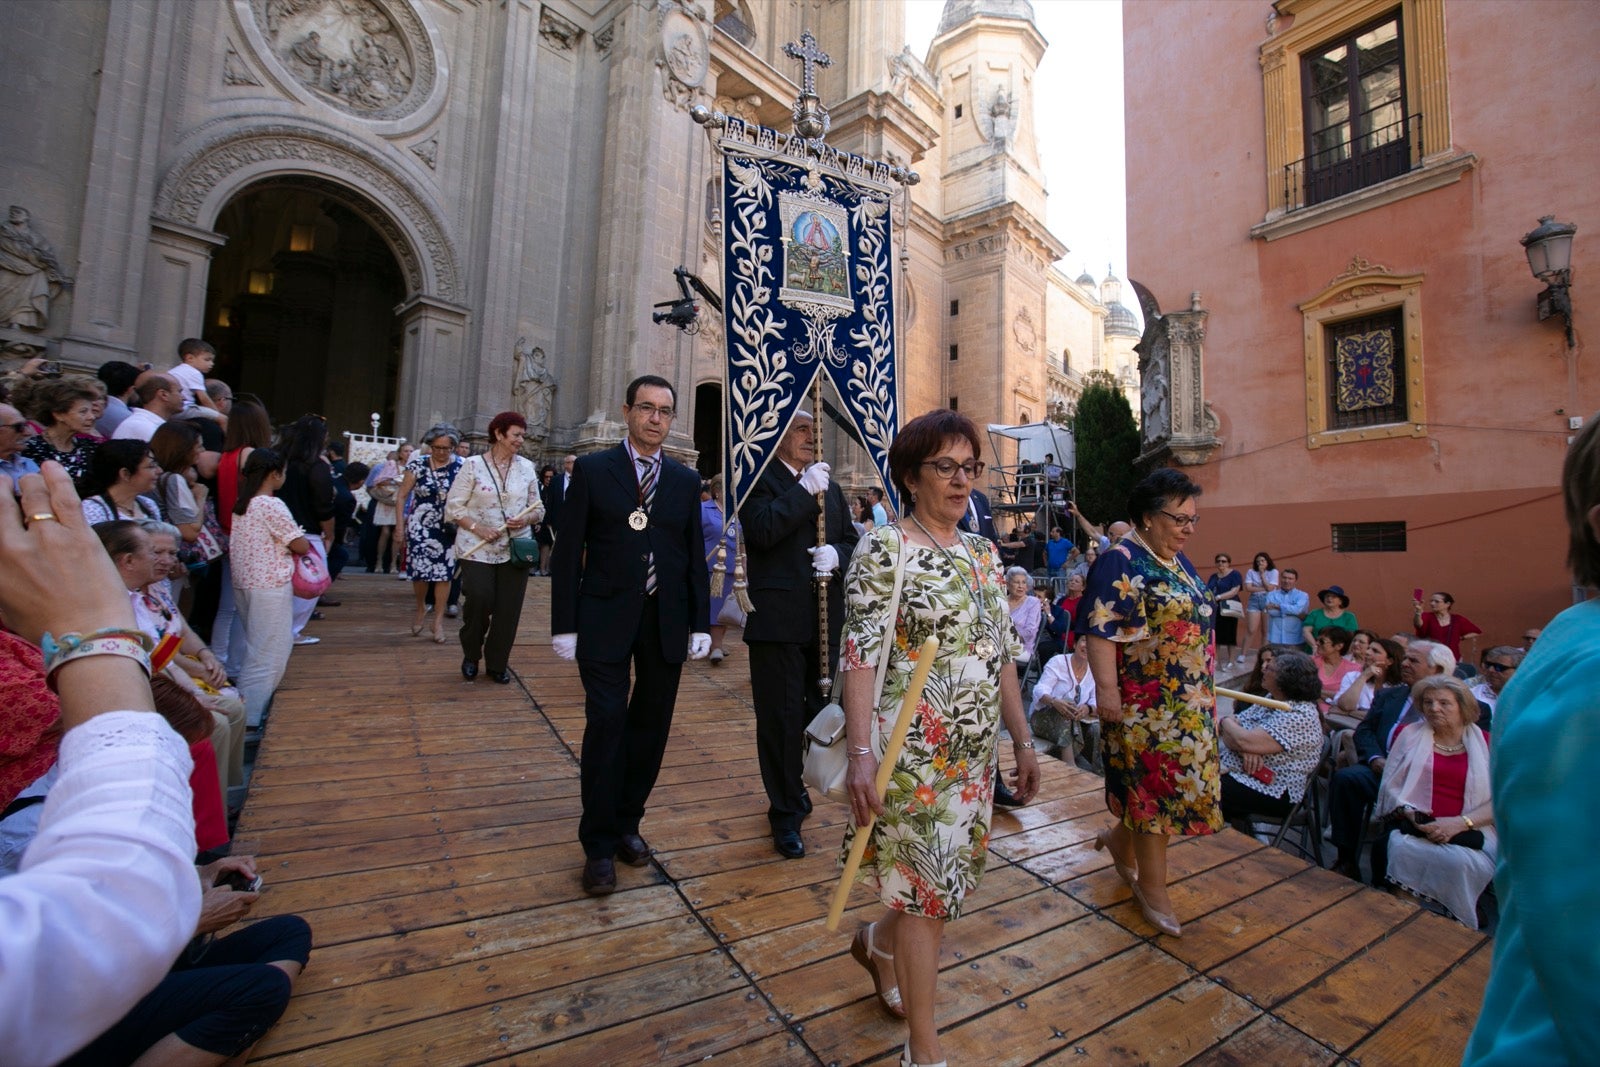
[39,628,154,692]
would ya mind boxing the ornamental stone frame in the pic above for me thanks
[147,122,467,435]
[1132,280,1221,468]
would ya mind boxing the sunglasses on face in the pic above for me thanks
[1482,661,1515,673]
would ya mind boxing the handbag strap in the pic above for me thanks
[870,526,909,713]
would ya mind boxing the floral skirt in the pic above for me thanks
[1102,701,1223,836]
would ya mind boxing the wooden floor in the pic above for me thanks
[237,573,1489,1066]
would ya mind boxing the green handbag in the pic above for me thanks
[507,534,539,569]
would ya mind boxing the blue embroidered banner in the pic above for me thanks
[717,118,900,518]
[1335,328,1396,412]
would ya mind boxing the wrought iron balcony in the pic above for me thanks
[1283,111,1422,213]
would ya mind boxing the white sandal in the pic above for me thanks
[850,921,906,1018]
[901,1043,948,1067]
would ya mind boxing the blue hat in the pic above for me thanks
[1317,585,1349,607]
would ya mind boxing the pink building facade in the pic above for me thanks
[1122,0,1599,650]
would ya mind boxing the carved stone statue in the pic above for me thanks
[1140,357,1169,446]
[257,0,415,114]
[0,206,71,332]
[512,337,556,443]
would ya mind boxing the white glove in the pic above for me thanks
[797,462,830,495]
[552,633,577,660]
[688,632,712,659]
[808,544,839,575]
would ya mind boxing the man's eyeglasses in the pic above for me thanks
[631,403,676,421]
[920,458,986,481]
[1,421,28,433]
[1158,508,1199,528]
[1482,661,1516,673]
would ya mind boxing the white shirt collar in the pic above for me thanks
[625,440,662,465]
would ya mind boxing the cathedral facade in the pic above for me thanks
[0,0,1131,474]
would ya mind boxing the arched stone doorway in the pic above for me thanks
[203,181,405,434]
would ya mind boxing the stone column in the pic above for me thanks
[139,220,227,369]
[60,0,178,366]
[576,0,712,456]
[396,294,471,439]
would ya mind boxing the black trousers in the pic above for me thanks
[458,560,529,673]
[577,595,682,859]
[1329,763,1381,865]
[1220,774,1295,822]
[748,640,822,832]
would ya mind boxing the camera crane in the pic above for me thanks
[651,266,723,334]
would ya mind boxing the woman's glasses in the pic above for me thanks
[920,458,986,480]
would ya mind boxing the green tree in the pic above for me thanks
[1071,371,1140,529]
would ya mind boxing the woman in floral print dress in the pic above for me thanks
[1084,467,1222,939]
[839,409,1040,1067]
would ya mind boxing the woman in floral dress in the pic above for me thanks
[395,425,463,643]
[839,409,1039,1067]
[1084,467,1222,939]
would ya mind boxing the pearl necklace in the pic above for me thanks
[1434,739,1466,754]
[1129,530,1201,596]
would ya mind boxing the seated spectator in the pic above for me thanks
[80,439,162,524]
[95,360,143,438]
[1217,651,1325,823]
[1302,584,1358,648]
[0,400,41,483]
[139,520,247,800]
[15,375,101,485]
[1264,567,1309,657]
[1328,639,1464,881]
[1376,674,1495,929]
[146,674,230,855]
[1030,639,1097,764]
[1344,628,1377,666]
[1231,643,1302,713]
[1412,590,1483,662]
[1313,627,1359,713]
[1048,572,1085,652]
[1331,636,1405,722]
[0,461,203,1062]
[1470,645,1524,715]
[1005,566,1041,674]
[58,848,310,1065]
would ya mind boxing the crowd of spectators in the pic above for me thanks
[2,349,319,1061]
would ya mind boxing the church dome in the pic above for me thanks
[937,0,1037,37]
[1105,301,1141,338]
[1075,268,1097,289]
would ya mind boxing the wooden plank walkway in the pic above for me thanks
[235,573,1489,1065]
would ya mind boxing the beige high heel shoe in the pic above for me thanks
[1093,827,1138,889]
[1130,882,1182,937]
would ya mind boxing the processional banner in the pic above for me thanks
[716,117,901,517]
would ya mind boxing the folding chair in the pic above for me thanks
[1233,735,1335,866]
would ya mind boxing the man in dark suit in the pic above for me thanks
[739,410,859,858]
[544,453,574,534]
[958,486,999,546]
[550,376,711,895]
[1328,640,1489,881]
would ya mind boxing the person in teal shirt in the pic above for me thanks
[1466,418,1600,1065]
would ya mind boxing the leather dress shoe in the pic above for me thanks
[773,828,806,859]
[318,599,342,607]
[487,668,512,684]
[461,660,479,681]
[993,779,1024,808]
[581,857,616,895]
[617,834,653,867]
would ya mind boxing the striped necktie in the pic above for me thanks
[637,455,657,594]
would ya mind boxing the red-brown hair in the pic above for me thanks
[887,408,982,505]
[486,410,526,444]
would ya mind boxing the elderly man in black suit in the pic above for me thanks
[1328,639,1491,881]
[958,485,999,545]
[739,409,859,858]
[551,375,711,895]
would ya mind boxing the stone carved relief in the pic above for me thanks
[1012,305,1036,354]
[0,206,72,332]
[1132,281,1218,466]
[594,21,615,57]
[154,126,460,301]
[1326,254,1392,289]
[250,0,434,121]
[976,85,1015,148]
[657,4,709,112]
[713,93,763,124]
[512,337,556,442]
[409,136,437,169]
[539,7,581,51]
[223,40,263,85]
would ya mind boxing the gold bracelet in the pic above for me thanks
[1463,815,1475,830]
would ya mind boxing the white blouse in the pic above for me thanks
[1031,652,1096,718]
[444,453,545,565]
[0,712,200,1064]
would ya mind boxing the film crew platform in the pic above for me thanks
[234,574,1489,1065]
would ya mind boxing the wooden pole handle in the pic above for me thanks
[1214,686,1293,712]
[455,501,541,561]
[826,636,939,932]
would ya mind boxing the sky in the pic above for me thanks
[903,0,1129,288]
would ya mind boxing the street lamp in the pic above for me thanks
[1521,215,1576,347]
